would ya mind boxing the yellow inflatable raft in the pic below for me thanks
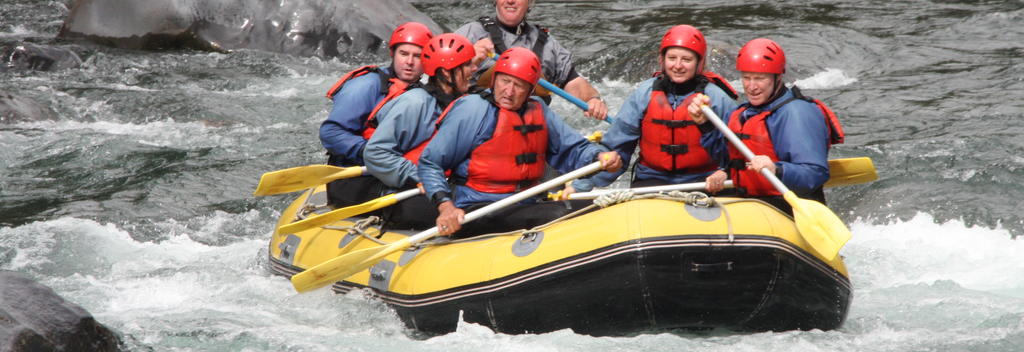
[267,185,851,336]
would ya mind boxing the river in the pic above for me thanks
[1,0,1022,351]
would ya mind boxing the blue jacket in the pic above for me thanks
[419,93,609,208]
[318,66,391,166]
[700,86,830,194]
[573,77,738,191]
[364,88,443,188]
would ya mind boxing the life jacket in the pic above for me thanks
[477,16,549,63]
[637,73,734,174]
[462,98,549,193]
[323,65,414,140]
[725,86,845,196]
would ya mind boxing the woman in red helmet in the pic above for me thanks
[319,22,433,208]
[361,33,479,230]
[688,38,845,214]
[417,47,622,237]
[570,25,740,196]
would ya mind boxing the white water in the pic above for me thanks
[2,212,1021,351]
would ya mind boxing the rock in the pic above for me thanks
[57,0,443,59]
[0,42,83,72]
[0,271,121,351]
[0,90,58,124]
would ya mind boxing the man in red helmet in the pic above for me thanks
[456,0,609,120]
[318,22,433,207]
[567,25,739,196]
[688,38,844,213]
[362,33,478,229]
[418,47,622,237]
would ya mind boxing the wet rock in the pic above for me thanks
[0,90,58,124]
[0,271,121,352]
[0,42,83,72]
[57,0,442,59]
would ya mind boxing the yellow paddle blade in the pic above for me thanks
[291,238,412,292]
[825,157,878,188]
[253,165,364,196]
[277,193,400,234]
[784,191,852,261]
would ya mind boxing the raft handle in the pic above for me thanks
[690,261,734,273]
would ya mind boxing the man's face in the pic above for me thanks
[741,71,777,106]
[492,73,532,110]
[495,0,530,27]
[391,43,424,83]
[659,47,699,84]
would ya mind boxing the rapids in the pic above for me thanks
[2,0,1022,350]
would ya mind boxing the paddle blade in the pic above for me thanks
[291,238,412,292]
[785,191,852,261]
[277,194,401,234]
[253,165,364,196]
[825,157,878,188]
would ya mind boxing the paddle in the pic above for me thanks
[555,157,877,200]
[569,181,735,200]
[824,157,876,188]
[276,188,421,235]
[700,105,852,260]
[253,165,366,196]
[290,161,604,292]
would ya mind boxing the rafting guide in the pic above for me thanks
[458,0,608,119]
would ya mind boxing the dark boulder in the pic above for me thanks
[0,42,83,72]
[57,0,442,59]
[0,90,58,124]
[0,271,121,352]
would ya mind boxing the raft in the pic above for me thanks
[267,185,851,336]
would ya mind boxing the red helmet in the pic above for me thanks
[735,38,786,74]
[389,22,433,50]
[422,33,476,77]
[660,25,706,59]
[493,47,541,85]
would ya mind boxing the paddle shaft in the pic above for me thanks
[700,105,789,192]
[409,161,603,245]
[277,188,421,234]
[569,181,734,200]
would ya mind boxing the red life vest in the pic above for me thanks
[324,65,412,140]
[464,100,549,193]
[726,86,845,196]
[638,74,732,174]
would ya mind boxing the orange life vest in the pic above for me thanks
[726,86,844,196]
[638,76,723,174]
[324,65,413,140]
[464,100,549,193]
